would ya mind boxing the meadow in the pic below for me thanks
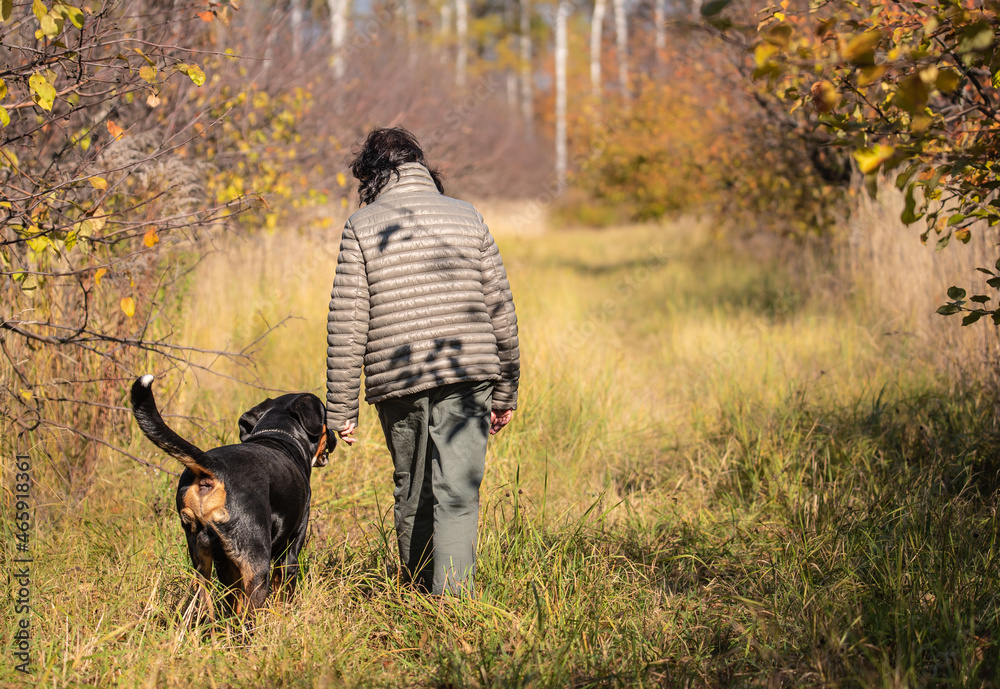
[3,203,1000,687]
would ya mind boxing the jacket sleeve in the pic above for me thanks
[480,220,520,411]
[326,221,369,430]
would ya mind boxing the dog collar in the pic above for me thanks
[242,428,300,444]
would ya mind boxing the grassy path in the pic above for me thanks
[4,217,999,686]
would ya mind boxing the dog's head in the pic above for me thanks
[238,393,331,467]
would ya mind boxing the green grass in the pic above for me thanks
[3,216,1000,686]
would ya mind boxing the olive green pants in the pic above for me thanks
[376,380,492,596]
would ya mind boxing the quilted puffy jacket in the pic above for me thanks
[326,162,520,429]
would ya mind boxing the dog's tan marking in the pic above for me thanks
[312,425,327,465]
[181,477,229,526]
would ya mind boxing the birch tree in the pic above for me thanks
[613,0,628,97]
[291,0,305,63]
[328,0,350,79]
[456,0,468,86]
[405,0,419,67]
[555,0,569,186]
[440,0,452,65]
[654,0,665,59]
[590,0,606,99]
[520,0,534,137]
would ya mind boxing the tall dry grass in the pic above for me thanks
[3,202,1000,686]
[845,182,1000,394]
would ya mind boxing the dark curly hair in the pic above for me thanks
[349,127,444,205]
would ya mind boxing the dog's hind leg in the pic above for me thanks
[184,527,216,623]
[273,508,310,600]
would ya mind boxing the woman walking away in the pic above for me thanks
[325,127,520,596]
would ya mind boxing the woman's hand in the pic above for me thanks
[339,420,358,446]
[490,409,513,435]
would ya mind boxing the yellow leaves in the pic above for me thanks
[120,296,135,318]
[857,65,887,88]
[1,0,11,22]
[12,271,38,295]
[29,72,56,111]
[841,31,882,65]
[26,232,53,254]
[20,388,33,401]
[854,144,895,174]
[764,24,793,49]
[33,1,83,38]
[955,228,972,243]
[94,267,107,285]
[143,227,159,247]
[0,68,9,125]
[936,68,961,94]
[107,119,124,140]
[1,147,20,169]
[177,63,206,87]
[336,172,347,188]
[89,176,107,190]
[755,42,780,68]
[75,216,105,240]
[895,74,929,113]
[139,65,156,83]
[59,3,84,29]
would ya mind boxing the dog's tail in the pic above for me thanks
[130,375,212,476]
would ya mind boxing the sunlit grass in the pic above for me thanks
[3,207,999,686]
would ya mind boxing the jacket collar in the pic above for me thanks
[377,162,440,199]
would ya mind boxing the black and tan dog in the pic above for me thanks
[130,375,328,615]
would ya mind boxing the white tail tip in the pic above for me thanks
[139,374,154,387]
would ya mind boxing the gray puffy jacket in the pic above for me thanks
[326,163,519,430]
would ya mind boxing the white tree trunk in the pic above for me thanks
[328,0,350,79]
[456,0,468,86]
[520,0,534,138]
[507,70,519,113]
[654,0,665,57]
[440,0,452,65]
[291,0,305,63]
[405,0,418,67]
[555,0,568,187]
[590,0,606,99]
[613,0,628,98]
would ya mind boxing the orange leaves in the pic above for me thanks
[143,227,159,247]
[810,80,838,113]
[107,119,124,140]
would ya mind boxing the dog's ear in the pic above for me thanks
[288,394,325,439]
[238,398,275,441]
